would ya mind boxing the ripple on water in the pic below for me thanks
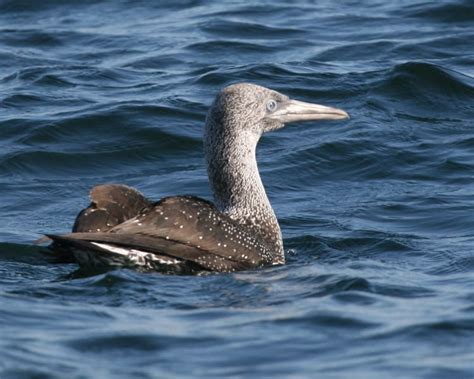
[406,1,474,23]
[1,1,474,378]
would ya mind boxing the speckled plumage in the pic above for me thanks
[204,84,289,263]
[46,83,348,273]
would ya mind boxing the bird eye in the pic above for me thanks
[266,99,277,112]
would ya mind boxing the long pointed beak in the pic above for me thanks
[269,99,349,123]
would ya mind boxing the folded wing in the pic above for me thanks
[49,187,272,272]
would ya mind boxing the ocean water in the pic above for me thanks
[1,0,473,378]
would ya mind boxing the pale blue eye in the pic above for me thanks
[266,99,277,112]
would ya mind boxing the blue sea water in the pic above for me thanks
[1,0,474,378]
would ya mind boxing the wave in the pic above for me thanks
[198,19,303,39]
[187,40,275,55]
[373,62,474,100]
[406,1,474,23]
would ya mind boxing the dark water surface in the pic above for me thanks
[1,1,474,378]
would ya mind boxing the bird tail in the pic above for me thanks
[45,234,193,274]
[46,234,132,268]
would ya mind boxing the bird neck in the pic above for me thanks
[204,123,284,260]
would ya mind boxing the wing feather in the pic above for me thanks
[51,195,272,272]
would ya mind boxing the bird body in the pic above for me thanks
[46,83,348,273]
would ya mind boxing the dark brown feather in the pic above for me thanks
[49,195,272,272]
[72,184,152,233]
